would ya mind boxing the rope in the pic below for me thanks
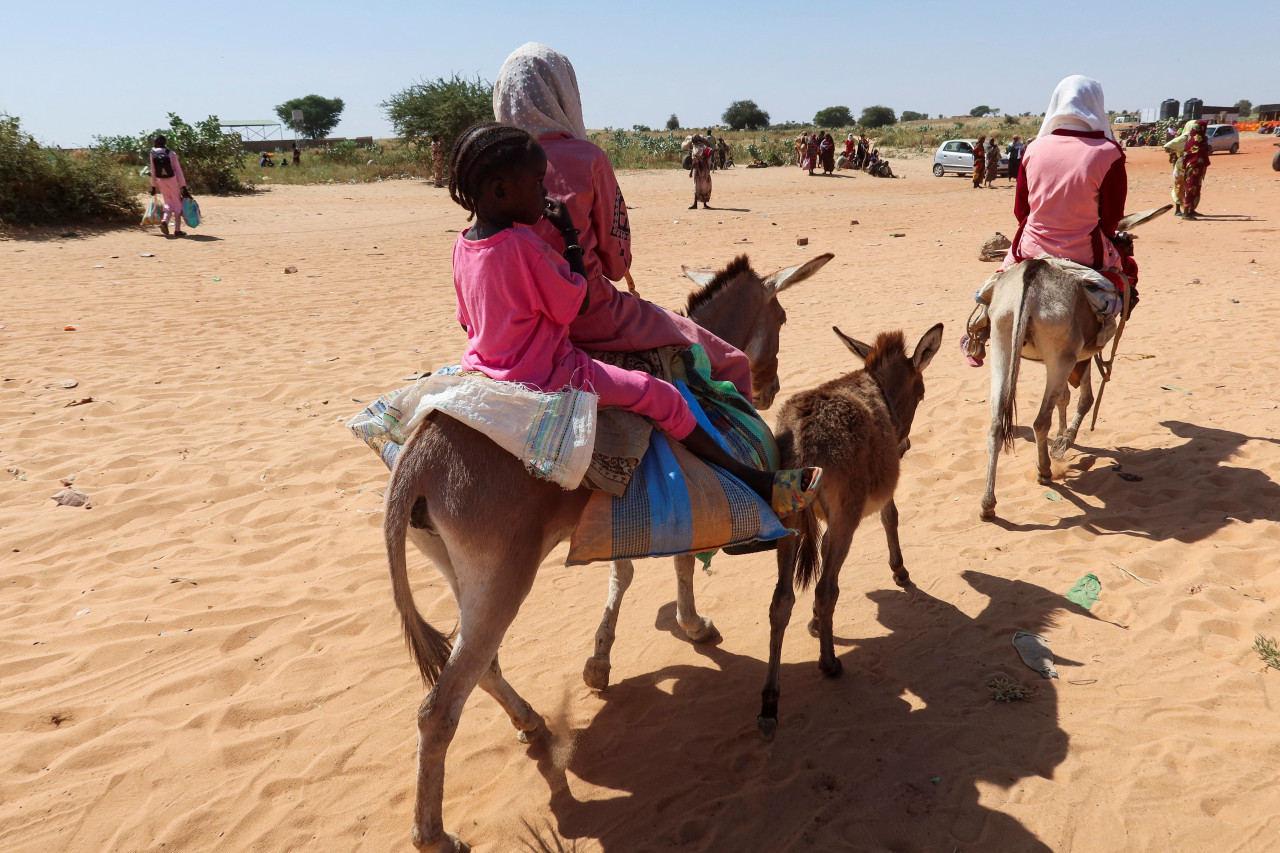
[1088,276,1132,431]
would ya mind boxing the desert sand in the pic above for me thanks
[2,133,1279,852]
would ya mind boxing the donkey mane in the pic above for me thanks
[685,254,755,316]
[863,330,908,373]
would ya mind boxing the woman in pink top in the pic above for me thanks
[446,122,820,516]
[493,43,754,403]
[148,135,190,237]
[962,75,1136,366]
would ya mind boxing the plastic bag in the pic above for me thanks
[141,196,164,226]
[182,197,200,228]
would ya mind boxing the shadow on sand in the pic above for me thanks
[521,570,1097,851]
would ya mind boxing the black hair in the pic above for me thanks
[447,122,539,220]
[153,135,167,148]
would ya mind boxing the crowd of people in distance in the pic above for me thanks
[795,131,898,178]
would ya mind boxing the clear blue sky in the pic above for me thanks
[3,0,1272,147]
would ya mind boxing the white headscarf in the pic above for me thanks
[1038,75,1114,140]
[493,42,587,140]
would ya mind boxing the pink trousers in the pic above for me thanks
[583,357,698,439]
[154,177,184,227]
[569,279,755,404]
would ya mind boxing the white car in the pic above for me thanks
[1206,124,1240,154]
[932,139,1009,177]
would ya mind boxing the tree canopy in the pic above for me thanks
[1234,99,1253,117]
[813,106,853,127]
[900,111,926,122]
[274,95,345,139]
[722,100,770,130]
[666,114,680,131]
[969,105,999,118]
[859,105,897,129]
[381,74,494,148]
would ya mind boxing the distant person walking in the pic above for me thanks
[292,143,301,166]
[430,134,444,187]
[1165,119,1211,218]
[1006,136,1025,181]
[689,134,714,208]
[805,134,819,175]
[148,135,190,238]
[820,132,835,174]
[984,137,1000,186]
[972,136,986,188]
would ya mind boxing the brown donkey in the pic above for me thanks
[386,253,832,852]
[758,324,943,740]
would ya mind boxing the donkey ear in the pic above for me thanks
[912,323,945,372]
[766,253,834,294]
[681,266,716,288]
[833,326,873,362]
[1117,204,1173,231]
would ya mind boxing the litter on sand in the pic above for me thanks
[1160,385,1192,395]
[1013,632,1058,679]
[1066,573,1101,610]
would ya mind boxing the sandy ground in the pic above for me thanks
[3,133,1279,852]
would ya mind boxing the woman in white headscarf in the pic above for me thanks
[962,75,1135,366]
[493,42,754,401]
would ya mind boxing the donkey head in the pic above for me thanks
[683,253,833,409]
[833,324,944,448]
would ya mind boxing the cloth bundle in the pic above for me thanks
[141,196,164,226]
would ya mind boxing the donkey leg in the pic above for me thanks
[412,554,540,852]
[760,533,799,741]
[674,552,721,643]
[1053,361,1094,457]
[478,653,542,743]
[582,559,635,691]
[1035,357,1075,484]
[981,342,1012,520]
[813,518,857,678]
[880,499,912,588]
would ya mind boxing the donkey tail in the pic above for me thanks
[995,261,1036,453]
[384,457,453,687]
[790,504,823,591]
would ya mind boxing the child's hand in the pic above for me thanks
[544,197,576,233]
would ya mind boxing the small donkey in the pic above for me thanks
[758,324,943,739]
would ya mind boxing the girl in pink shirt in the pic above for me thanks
[148,135,190,237]
[447,122,820,516]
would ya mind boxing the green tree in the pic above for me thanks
[1234,99,1253,117]
[722,100,770,130]
[859,105,897,128]
[274,95,345,139]
[813,105,853,127]
[382,73,494,149]
[969,105,999,118]
[143,113,249,194]
[900,111,926,122]
[666,114,680,131]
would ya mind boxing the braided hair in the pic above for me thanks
[448,122,539,220]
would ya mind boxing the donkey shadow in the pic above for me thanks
[992,419,1280,543]
[523,570,1086,852]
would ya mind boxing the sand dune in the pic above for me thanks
[2,134,1278,851]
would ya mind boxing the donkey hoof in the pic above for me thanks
[892,571,913,589]
[1037,473,1054,486]
[807,618,820,638]
[1049,437,1072,460]
[582,656,611,691]
[757,715,778,741]
[819,657,843,679]
[979,501,996,520]
[682,616,721,644]
[412,829,469,853]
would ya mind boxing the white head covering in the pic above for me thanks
[1038,75,1114,140]
[493,42,587,140]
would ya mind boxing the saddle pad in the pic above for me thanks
[566,345,788,565]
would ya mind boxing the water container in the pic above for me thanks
[1183,98,1203,120]
[1160,99,1179,120]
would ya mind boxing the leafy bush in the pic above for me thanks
[1,113,141,226]
[900,111,927,122]
[666,114,680,131]
[970,105,998,118]
[142,114,250,194]
[382,73,493,152]
[813,106,853,127]
[722,100,770,130]
[274,95,345,139]
[859,105,897,128]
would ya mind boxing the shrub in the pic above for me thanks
[666,114,680,131]
[859,105,897,128]
[274,95,345,139]
[1,114,141,226]
[382,73,493,151]
[722,100,770,131]
[141,114,249,194]
[901,111,927,122]
[813,106,853,127]
[970,105,998,118]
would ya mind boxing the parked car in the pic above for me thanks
[932,139,1009,177]
[1206,124,1240,154]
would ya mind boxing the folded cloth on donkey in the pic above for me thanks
[347,366,598,490]
[566,345,790,566]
